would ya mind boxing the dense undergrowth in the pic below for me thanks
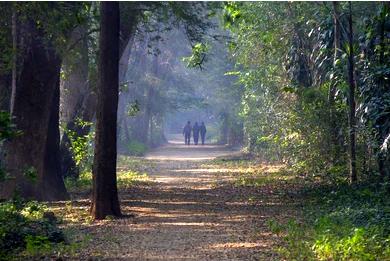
[0,200,80,260]
[269,182,390,261]
[211,156,390,260]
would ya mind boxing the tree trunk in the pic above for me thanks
[10,5,17,115]
[0,19,69,201]
[329,1,341,163]
[91,2,121,220]
[45,78,69,199]
[148,44,160,147]
[117,34,136,148]
[347,2,357,184]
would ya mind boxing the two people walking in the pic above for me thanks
[183,121,207,145]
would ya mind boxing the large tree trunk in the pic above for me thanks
[91,2,121,219]
[0,19,68,201]
[347,2,357,184]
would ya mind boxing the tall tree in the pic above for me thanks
[0,15,69,200]
[347,2,357,183]
[328,1,342,162]
[91,2,121,219]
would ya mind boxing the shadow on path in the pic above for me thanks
[64,137,297,260]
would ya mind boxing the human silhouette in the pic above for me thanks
[183,121,192,145]
[193,122,200,145]
[200,122,207,145]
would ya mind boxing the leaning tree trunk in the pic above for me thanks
[91,2,121,219]
[0,19,69,201]
[59,25,94,178]
[347,1,357,184]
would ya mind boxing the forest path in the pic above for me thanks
[74,135,294,260]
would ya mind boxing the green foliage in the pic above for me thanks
[222,2,242,29]
[126,141,147,156]
[182,42,209,69]
[0,201,65,260]
[63,118,94,172]
[65,169,148,192]
[0,111,21,142]
[25,235,51,256]
[268,219,315,260]
[127,100,141,117]
[117,170,149,188]
[269,184,390,260]
[64,171,92,192]
[224,1,390,181]
[14,2,91,55]
[23,166,37,183]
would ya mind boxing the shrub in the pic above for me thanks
[0,201,65,260]
[63,118,95,173]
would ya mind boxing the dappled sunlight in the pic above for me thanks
[208,242,270,249]
[172,168,247,173]
[47,141,292,260]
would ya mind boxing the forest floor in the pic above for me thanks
[51,135,303,260]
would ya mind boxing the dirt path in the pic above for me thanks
[71,136,294,260]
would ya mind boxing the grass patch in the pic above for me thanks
[268,182,390,260]
[233,167,294,187]
[204,157,294,187]
[65,155,152,193]
[65,170,149,193]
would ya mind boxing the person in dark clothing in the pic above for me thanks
[192,122,200,145]
[183,121,192,145]
[200,122,207,145]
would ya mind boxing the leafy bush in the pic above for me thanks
[0,201,65,260]
[64,171,92,192]
[126,141,147,156]
[63,118,95,173]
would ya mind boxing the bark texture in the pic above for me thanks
[91,2,121,219]
[0,19,68,200]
